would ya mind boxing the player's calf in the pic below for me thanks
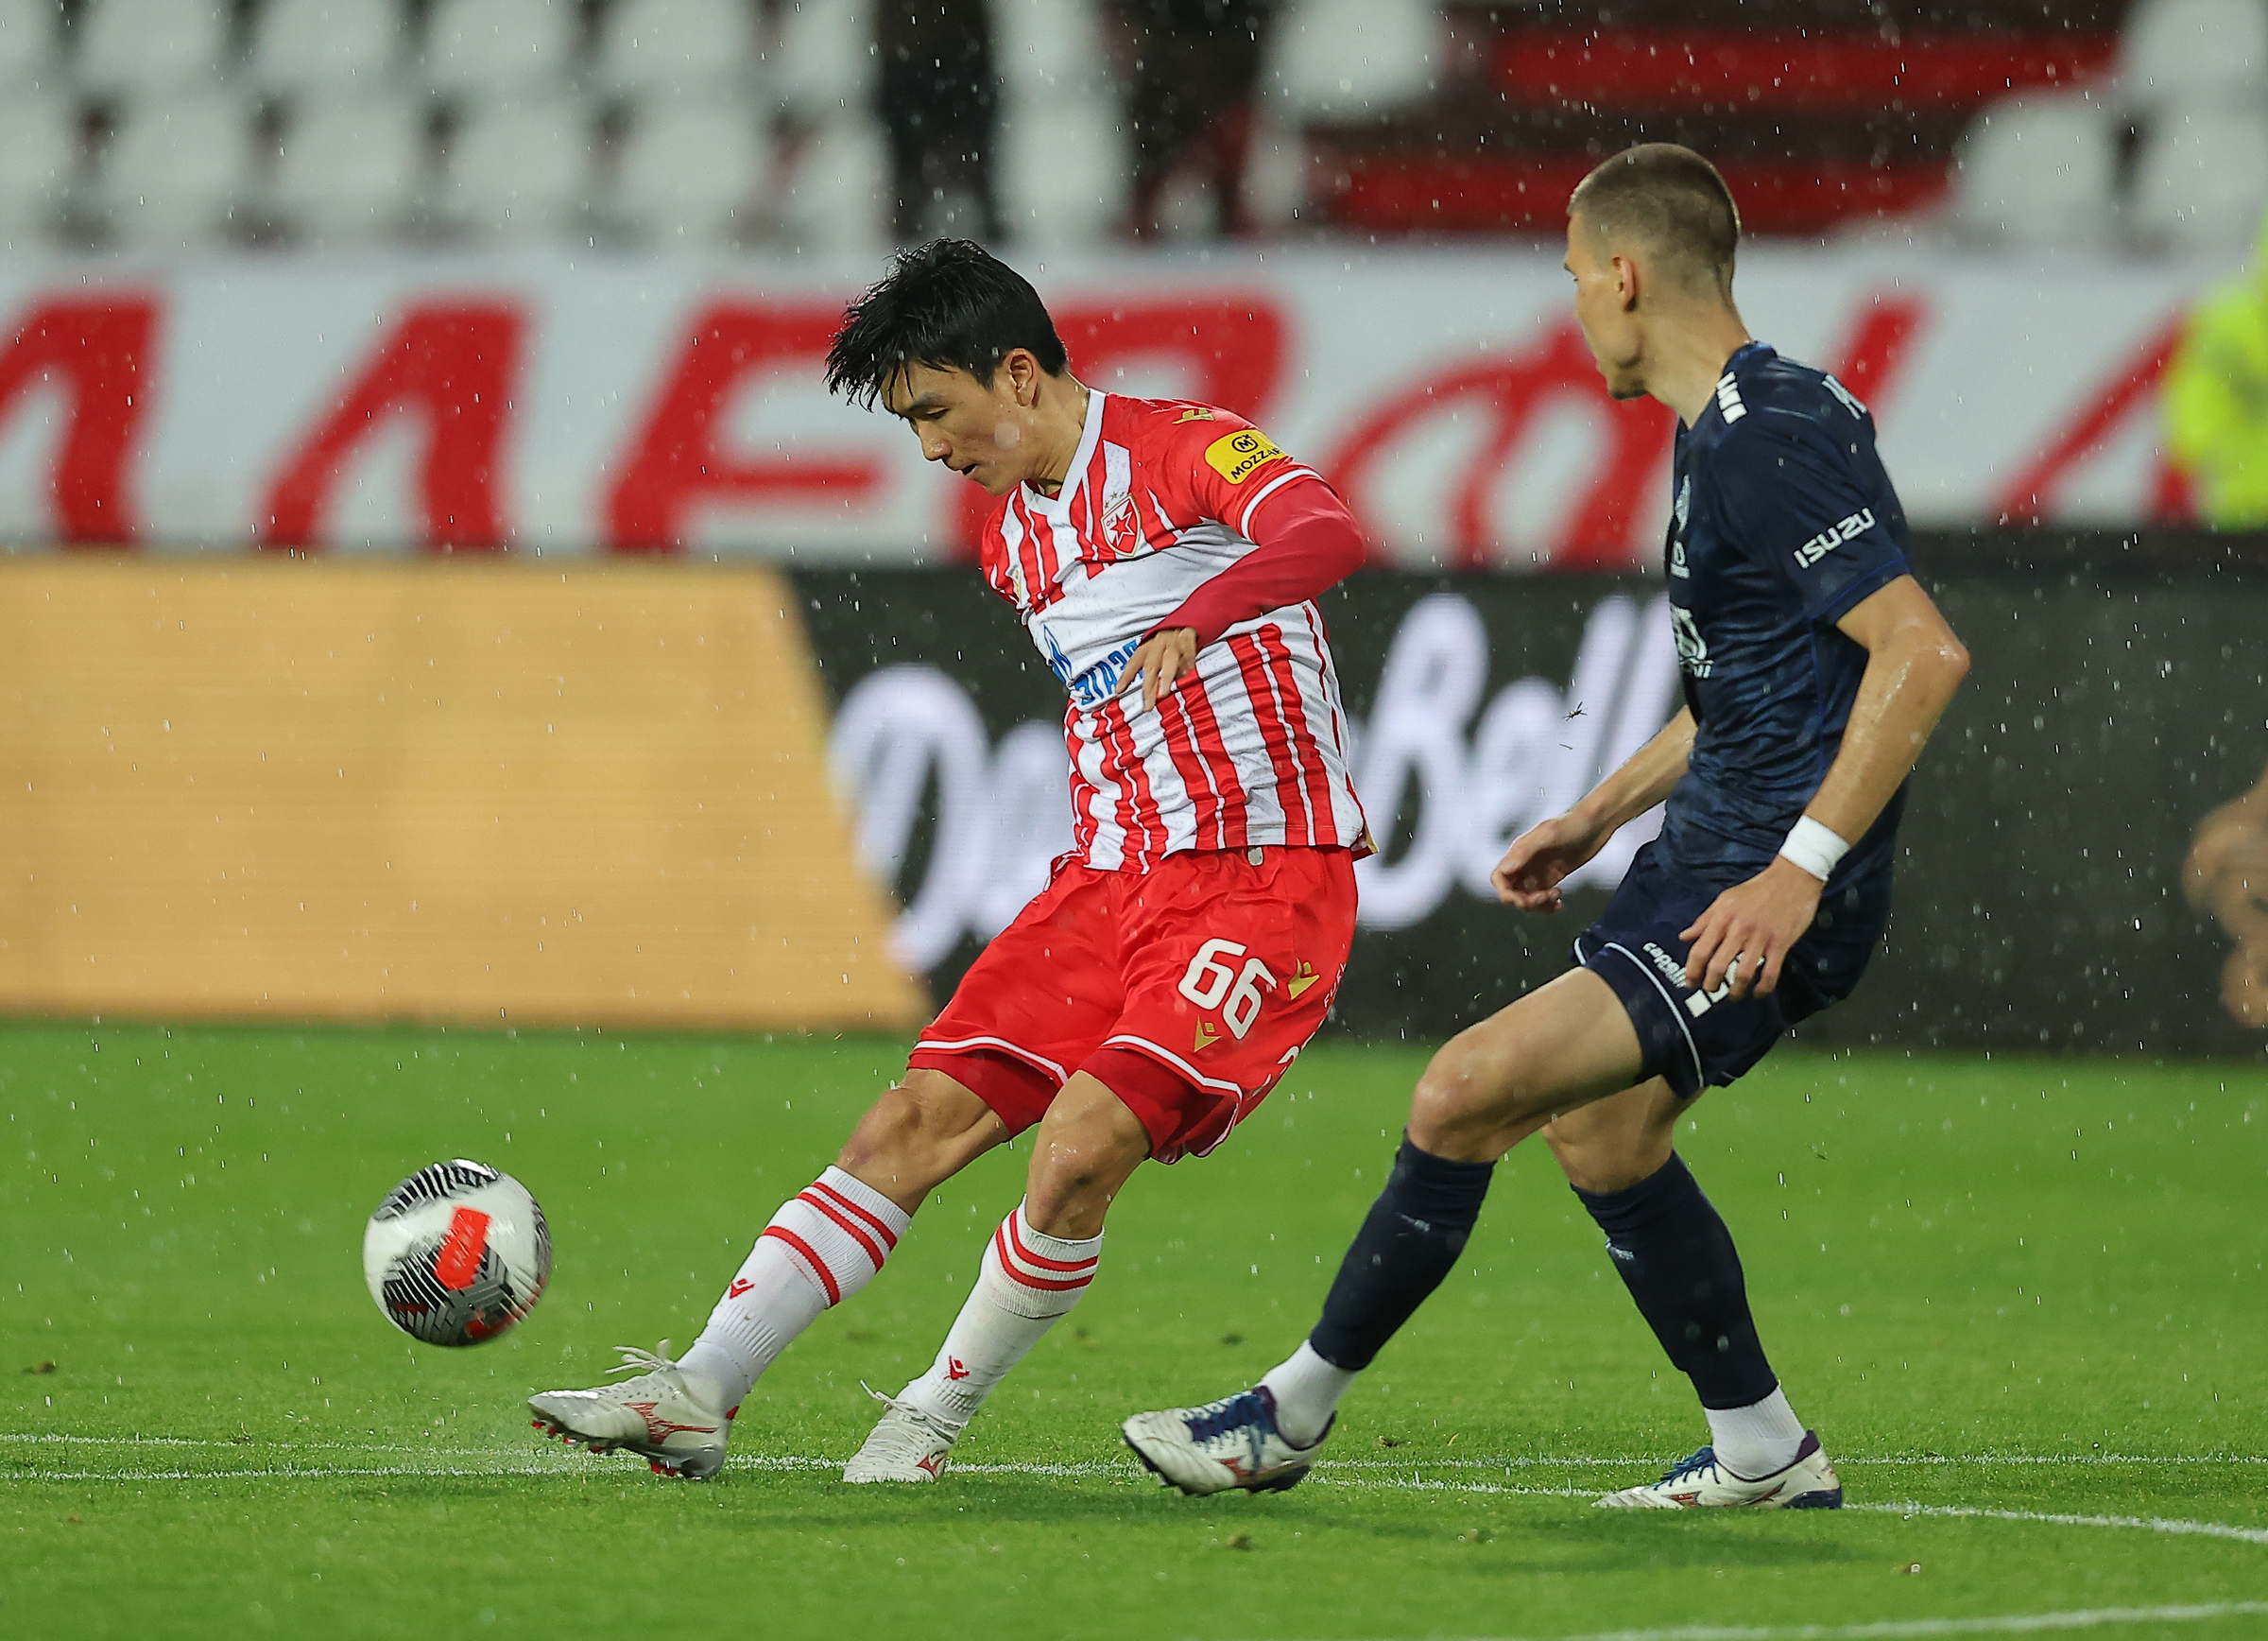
[846,1199,1107,1481]
[834,1069,1007,1212]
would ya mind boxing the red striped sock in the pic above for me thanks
[902,1201,1102,1430]
[680,1167,909,1410]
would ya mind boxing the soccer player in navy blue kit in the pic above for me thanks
[1125,143,1971,1507]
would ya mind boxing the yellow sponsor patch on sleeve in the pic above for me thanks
[1204,428,1287,485]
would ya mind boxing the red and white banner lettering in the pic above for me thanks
[0,248,2217,559]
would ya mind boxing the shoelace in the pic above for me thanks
[1657,1444,1719,1485]
[1182,1390,1273,1449]
[858,1381,956,1443]
[603,1340,684,1390]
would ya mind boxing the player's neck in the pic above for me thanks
[1025,376,1093,498]
[1644,308,1756,428]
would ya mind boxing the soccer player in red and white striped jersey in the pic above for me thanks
[526,240,1369,1484]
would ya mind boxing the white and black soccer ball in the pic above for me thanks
[363,1160,551,1347]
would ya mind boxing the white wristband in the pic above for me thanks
[1778,815,1850,882]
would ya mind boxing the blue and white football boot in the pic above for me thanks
[1593,1430,1843,1509]
[1121,1387,1328,1495]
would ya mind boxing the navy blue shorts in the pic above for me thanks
[1572,841,1890,1101]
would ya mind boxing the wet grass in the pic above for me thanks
[3,1023,2264,1639]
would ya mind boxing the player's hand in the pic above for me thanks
[1678,856,1825,1000]
[1490,811,1612,911]
[1125,627,1199,714]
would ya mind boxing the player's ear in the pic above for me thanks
[1000,348,1042,406]
[1612,251,1641,312]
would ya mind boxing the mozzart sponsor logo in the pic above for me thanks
[1204,429,1285,485]
[827,591,1681,970]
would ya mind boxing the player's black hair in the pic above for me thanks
[824,239,1069,408]
[1569,144,1742,296]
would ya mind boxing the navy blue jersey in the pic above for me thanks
[1658,341,1912,891]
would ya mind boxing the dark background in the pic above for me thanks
[794,533,2268,1061]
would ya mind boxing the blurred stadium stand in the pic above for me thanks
[0,0,2254,252]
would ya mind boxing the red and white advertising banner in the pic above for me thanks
[0,246,2217,561]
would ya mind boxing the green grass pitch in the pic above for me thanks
[4,1022,2265,1640]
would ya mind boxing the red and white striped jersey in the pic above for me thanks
[978,390,1368,872]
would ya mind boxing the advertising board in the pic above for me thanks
[803,555,2268,1058]
[0,561,924,1031]
[0,246,2216,560]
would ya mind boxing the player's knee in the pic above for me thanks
[835,1070,994,1186]
[1022,1111,1146,1237]
[1409,1031,1516,1146]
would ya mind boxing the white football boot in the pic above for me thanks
[843,1385,959,1482]
[527,1342,731,1480]
[1593,1430,1843,1509]
[1121,1387,1328,1496]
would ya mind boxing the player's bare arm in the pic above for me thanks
[1493,708,1696,909]
[1680,574,1968,999]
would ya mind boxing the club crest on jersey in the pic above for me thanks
[1793,508,1877,569]
[1205,428,1285,485]
[1099,488,1143,558]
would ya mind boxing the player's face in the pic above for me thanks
[881,360,1036,495]
[1565,214,1647,401]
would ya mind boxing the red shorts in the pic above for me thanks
[907,847,1358,1163]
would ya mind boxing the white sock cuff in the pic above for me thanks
[981,1201,1102,1319]
[1705,1387,1806,1477]
[816,1166,912,1239]
[760,1169,908,1307]
[1707,1386,1802,1441]
[1260,1341,1358,1447]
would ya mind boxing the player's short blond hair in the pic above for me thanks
[1569,144,1742,298]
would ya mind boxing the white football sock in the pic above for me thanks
[1260,1340,1357,1447]
[1705,1386,1806,1479]
[678,1166,909,1413]
[900,1201,1101,1432]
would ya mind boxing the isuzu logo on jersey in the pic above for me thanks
[1793,508,1877,569]
[1205,429,1285,485]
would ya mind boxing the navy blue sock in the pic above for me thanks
[1574,1151,1777,1409]
[1307,1137,1494,1371]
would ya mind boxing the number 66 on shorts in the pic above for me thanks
[1177,939,1279,1040]
[907,845,1360,1163]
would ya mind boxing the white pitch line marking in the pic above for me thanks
[11,1446,2263,1639]
[9,1447,2268,1545]
[3,1435,2260,1468]
[1850,1501,2268,1548]
[1400,1603,2268,1640]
